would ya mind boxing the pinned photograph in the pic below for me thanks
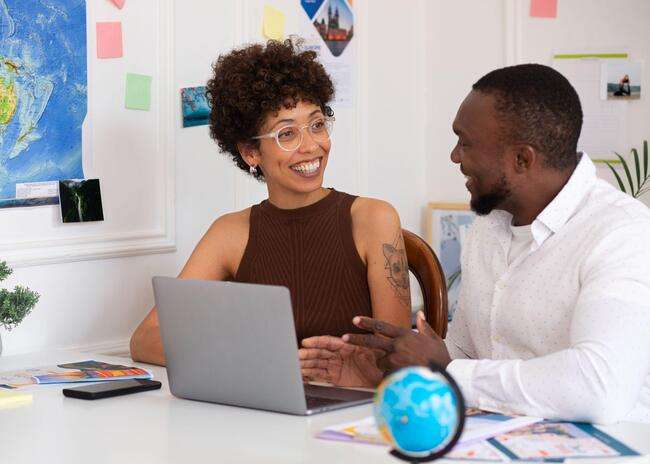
[181,86,211,128]
[602,60,642,100]
[58,179,104,223]
[312,0,354,57]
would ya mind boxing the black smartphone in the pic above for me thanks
[62,379,162,400]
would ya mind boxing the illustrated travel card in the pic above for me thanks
[482,422,639,462]
[0,360,151,388]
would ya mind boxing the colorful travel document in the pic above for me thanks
[478,421,640,462]
[0,360,152,389]
[318,411,640,462]
[317,410,542,448]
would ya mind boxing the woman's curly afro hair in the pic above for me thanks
[205,39,335,179]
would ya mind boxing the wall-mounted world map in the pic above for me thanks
[0,0,86,208]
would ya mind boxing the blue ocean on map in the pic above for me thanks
[0,0,86,205]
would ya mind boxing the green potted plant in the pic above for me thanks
[0,261,40,355]
[603,141,649,200]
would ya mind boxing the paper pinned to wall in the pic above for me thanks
[601,59,643,100]
[530,0,558,18]
[96,22,123,59]
[59,179,105,223]
[180,86,210,128]
[297,0,355,108]
[15,181,59,200]
[552,54,629,157]
[125,73,152,110]
[262,5,285,41]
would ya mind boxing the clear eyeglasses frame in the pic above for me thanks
[252,116,335,152]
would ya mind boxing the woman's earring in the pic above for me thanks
[249,165,257,176]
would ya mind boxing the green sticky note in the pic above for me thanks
[125,73,152,110]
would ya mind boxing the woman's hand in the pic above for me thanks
[299,335,384,388]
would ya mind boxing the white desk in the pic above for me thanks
[1,351,649,464]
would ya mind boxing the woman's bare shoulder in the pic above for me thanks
[180,207,252,279]
[350,196,400,230]
[348,196,402,261]
[205,207,251,238]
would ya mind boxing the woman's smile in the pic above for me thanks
[290,157,322,178]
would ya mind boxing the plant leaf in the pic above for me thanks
[643,140,648,178]
[615,152,636,196]
[632,148,641,191]
[605,162,627,194]
[637,187,650,198]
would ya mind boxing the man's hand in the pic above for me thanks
[343,311,452,374]
[299,335,384,388]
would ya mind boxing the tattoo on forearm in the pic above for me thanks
[382,231,411,308]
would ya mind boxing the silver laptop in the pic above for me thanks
[153,277,374,415]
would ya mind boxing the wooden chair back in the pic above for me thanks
[402,229,448,337]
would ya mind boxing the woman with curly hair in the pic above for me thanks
[130,39,411,387]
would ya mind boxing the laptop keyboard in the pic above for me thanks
[305,396,345,410]
[304,383,374,411]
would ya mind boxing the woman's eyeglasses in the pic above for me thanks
[252,116,335,152]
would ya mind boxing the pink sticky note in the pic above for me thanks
[96,22,123,59]
[530,0,557,18]
[110,0,125,9]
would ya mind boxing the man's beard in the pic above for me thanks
[470,174,512,216]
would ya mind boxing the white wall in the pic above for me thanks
[426,0,507,205]
[0,0,431,355]
[426,0,650,205]
[2,0,648,355]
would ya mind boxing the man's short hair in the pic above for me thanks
[472,64,583,170]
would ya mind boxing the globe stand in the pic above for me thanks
[387,362,466,463]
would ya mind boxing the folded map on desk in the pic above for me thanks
[318,410,640,462]
[449,421,640,462]
[317,409,542,448]
[0,360,152,389]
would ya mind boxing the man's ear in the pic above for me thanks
[236,142,261,168]
[513,144,537,174]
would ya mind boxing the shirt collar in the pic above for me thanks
[484,153,597,246]
[534,153,596,240]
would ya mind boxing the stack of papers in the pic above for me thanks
[0,360,152,389]
[318,409,641,462]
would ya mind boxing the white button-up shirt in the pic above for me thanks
[445,154,650,424]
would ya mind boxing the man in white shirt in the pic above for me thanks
[299,64,650,424]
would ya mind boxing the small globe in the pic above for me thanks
[374,366,461,458]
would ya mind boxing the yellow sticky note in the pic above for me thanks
[262,5,285,41]
[0,390,33,409]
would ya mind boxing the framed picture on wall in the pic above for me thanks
[426,203,475,321]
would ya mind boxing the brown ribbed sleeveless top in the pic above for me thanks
[234,189,372,343]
